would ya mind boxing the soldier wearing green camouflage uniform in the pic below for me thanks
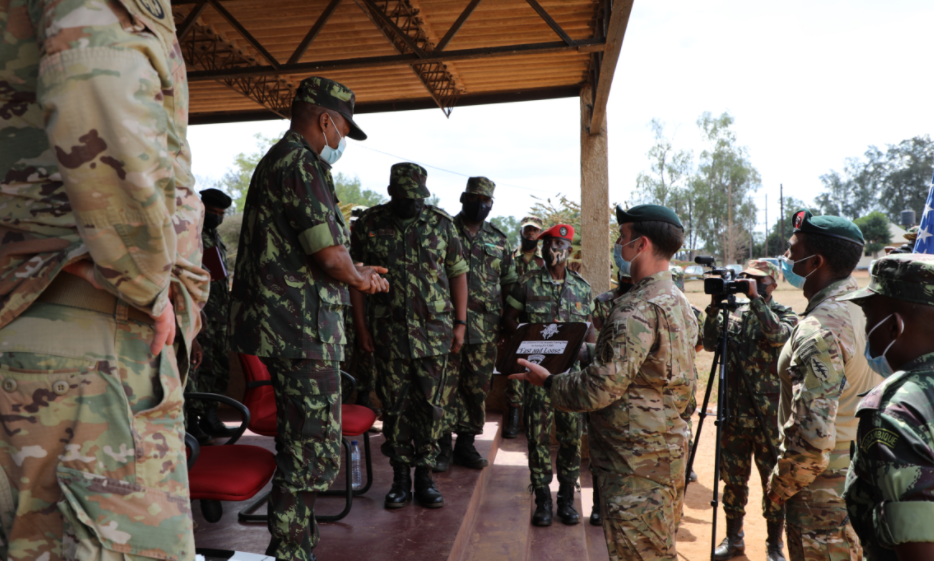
[704,260,798,561]
[0,1,207,559]
[766,210,881,561]
[229,77,385,561]
[504,224,594,527]
[503,215,545,439]
[512,205,699,560]
[350,163,468,510]
[344,206,377,410]
[840,254,934,560]
[435,177,517,472]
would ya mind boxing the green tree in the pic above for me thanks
[220,133,282,212]
[490,215,521,246]
[854,211,892,255]
[334,172,387,207]
[755,197,810,257]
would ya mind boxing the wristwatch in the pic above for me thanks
[454,320,467,327]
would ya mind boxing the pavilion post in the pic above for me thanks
[579,83,611,295]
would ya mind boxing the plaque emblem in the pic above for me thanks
[541,324,559,339]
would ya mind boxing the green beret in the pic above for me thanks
[294,77,367,141]
[199,188,232,210]
[465,176,495,197]
[616,204,683,229]
[792,209,864,246]
[838,254,934,306]
[389,163,430,199]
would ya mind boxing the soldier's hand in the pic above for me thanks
[63,260,103,290]
[357,326,376,353]
[354,264,389,294]
[508,359,551,387]
[451,324,465,354]
[739,278,758,298]
[190,339,203,370]
[150,301,176,357]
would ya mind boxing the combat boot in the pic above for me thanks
[432,433,453,473]
[186,412,212,446]
[713,515,745,560]
[766,518,786,561]
[413,467,444,508]
[531,486,553,527]
[452,433,488,469]
[589,482,602,526]
[384,465,411,509]
[556,482,581,525]
[200,406,235,438]
[502,405,520,439]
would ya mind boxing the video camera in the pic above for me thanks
[695,256,745,298]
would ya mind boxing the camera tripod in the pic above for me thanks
[684,293,780,560]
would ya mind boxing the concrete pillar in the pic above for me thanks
[579,83,611,295]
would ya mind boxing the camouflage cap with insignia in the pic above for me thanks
[792,209,864,246]
[465,176,495,197]
[389,162,430,199]
[743,259,780,281]
[838,253,934,306]
[294,76,367,140]
[520,215,543,229]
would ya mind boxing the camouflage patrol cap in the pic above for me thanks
[520,215,543,229]
[294,77,367,141]
[742,259,780,281]
[465,176,495,197]
[838,254,934,306]
[904,226,919,242]
[389,162,430,199]
[792,209,864,246]
[199,188,232,210]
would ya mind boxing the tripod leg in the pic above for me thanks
[684,346,720,488]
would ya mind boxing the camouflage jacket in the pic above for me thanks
[550,270,699,487]
[229,130,350,361]
[0,0,207,351]
[844,351,934,559]
[703,296,798,421]
[350,205,468,360]
[453,214,518,345]
[202,227,230,325]
[593,287,627,330]
[506,267,593,326]
[514,249,544,279]
[769,277,882,502]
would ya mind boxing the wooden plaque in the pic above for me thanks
[495,322,589,376]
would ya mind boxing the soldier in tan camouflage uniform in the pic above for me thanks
[229,77,388,561]
[434,177,517,472]
[503,215,545,439]
[511,204,698,561]
[0,0,208,559]
[766,209,881,561]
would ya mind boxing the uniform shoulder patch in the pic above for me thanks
[860,427,899,452]
[568,269,590,287]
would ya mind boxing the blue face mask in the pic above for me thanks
[779,254,816,289]
[319,116,346,165]
[864,314,902,378]
[613,244,631,277]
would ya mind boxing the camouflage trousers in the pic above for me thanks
[525,384,582,488]
[721,416,783,522]
[599,473,683,561]
[441,342,496,435]
[375,355,448,468]
[785,446,862,561]
[260,358,341,561]
[0,300,194,560]
[185,310,230,414]
[505,376,525,407]
[341,347,375,403]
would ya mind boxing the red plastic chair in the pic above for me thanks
[237,353,376,523]
[185,392,277,523]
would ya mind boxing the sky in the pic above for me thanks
[187,0,934,237]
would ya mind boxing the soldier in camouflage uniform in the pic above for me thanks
[511,205,698,561]
[503,215,545,439]
[766,210,881,561]
[504,224,595,527]
[344,206,377,409]
[434,177,517,472]
[0,1,208,559]
[350,163,469,510]
[840,254,934,560]
[229,77,388,561]
[704,260,798,561]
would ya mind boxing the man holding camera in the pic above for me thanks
[704,261,798,561]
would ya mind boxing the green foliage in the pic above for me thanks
[333,172,386,207]
[854,211,892,254]
[754,197,811,257]
[635,118,692,209]
[427,195,441,207]
[490,215,521,246]
[220,133,281,212]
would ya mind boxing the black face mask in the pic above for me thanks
[462,200,492,223]
[391,197,425,220]
[757,282,770,297]
[204,213,223,230]
[520,237,538,252]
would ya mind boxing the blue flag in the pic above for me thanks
[914,170,934,254]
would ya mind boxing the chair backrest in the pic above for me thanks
[237,354,278,436]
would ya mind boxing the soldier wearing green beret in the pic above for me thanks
[229,76,389,560]
[434,177,517,472]
[350,163,469,510]
[838,254,934,560]
[510,204,699,560]
[765,209,881,561]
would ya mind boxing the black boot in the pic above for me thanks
[452,433,488,469]
[502,405,520,439]
[432,433,454,473]
[384,465,411,509]
[713,516,745,560]
[766,519,786,561]
[186,412,213,446]
[556,482,580,525]
[414,467,444,508]
[589,482,602,526]
[531,486,553,527]
[199,406,235,438]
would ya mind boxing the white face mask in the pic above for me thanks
[619,236,644,269]
[863,313,903,378]
[320,115,346,165]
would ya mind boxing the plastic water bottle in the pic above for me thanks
[350,440,362,490]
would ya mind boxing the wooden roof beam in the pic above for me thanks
[206,0,281,69]
[525,0,574,45]
[588,0,632,135]
[287,0,343,64]
[177,1,207,41]
[435,0,482,52]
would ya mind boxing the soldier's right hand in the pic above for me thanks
[151,301,176,357]
[354,264,390,294]
[357,326,376,353]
